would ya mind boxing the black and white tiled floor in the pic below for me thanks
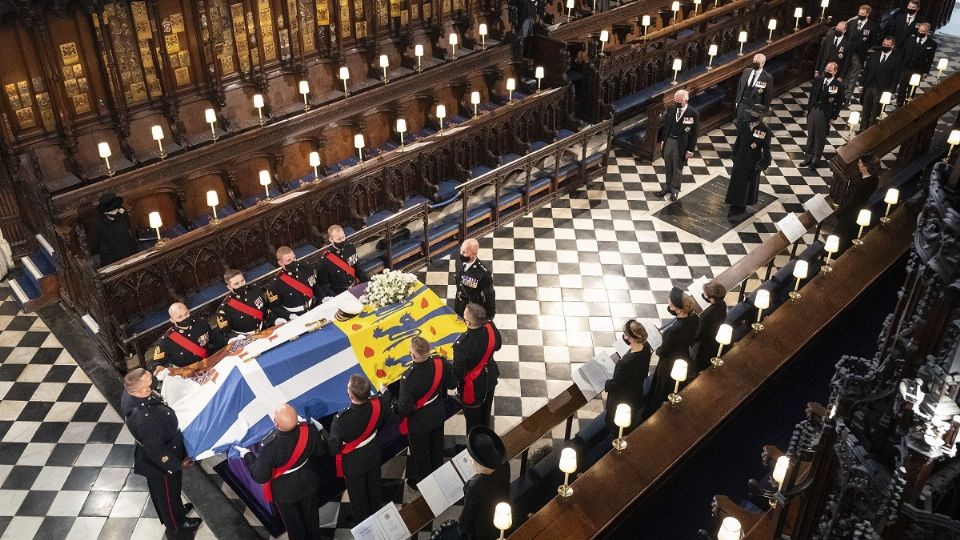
[1,34,958,539]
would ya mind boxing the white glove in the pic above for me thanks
[233,445,250,457]
[227,336,241,344]
[311,418,325,431]
[289,313,299,321]
[321,296,334,303]
[275,317,288,325]
[155,368,169,381]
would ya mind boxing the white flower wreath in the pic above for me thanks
[359,269,418,308]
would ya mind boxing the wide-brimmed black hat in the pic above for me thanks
[97,192,123,212]
[669,286,685,308]
[749,104,768,118]
[467,425,505,470]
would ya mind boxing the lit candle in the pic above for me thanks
[436,104,446,132]
[738,30,748,56]
[820,0,829,21]
[711,323,733,368]
[642,15,651,37]
[207,190,220,224]
[98,141,113,176]
[671,57,682,85]
[557,447,577,497]
[354,133,365,165]
[478,23,488,49]
[789,260,809,301]
[299,80,310,109]
[767,19,777,42]
[881,188,900,224]
[205,108,218,140]
[707,43,718,69]
[259,170,272,201]
[470,91,481,117]
[415,44,424,72]
[667,359,687,404]
[309,151,321,181]
[717,517,742,540]
[493,502,512,539]
[396,118,407,151]
[151,125,166,158]
[148,211,164,246]
[339,66,350,96]
[506,77,516,102]
[535,66,544,92]
[612,403,631,451]
[853,209,872,247]
[449,32,458,59]
[937,58,948,81]
[822,234,839,273]
[253,93,265,124]
[379,54,390,83]
[753,288,770,333]
[794,7,803,30]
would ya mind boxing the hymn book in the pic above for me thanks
[350,503,411,540]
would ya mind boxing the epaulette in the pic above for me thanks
[474,261,489,272]
[152,346,165,361]
[216,315,229,329]
[266,289,279,302]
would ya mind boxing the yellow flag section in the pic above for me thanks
[332,282,466,389]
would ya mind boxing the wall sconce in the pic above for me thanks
[822,234,839,273]
[667,359,687,405]
[253,93,265,125]
[206,190,220,225]
[258,170,272,202]
[788,260,809,302]
[309,151,322,182]
[205,108,218,141]
[752,289,770,334]
[148,211,164,247]
[151,125,166,159]
[712,323,733,368]
[852,209,872,247]
[557,447,577,498]
[612,403,631,452]
[97,142,114,176]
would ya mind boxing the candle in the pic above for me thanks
[415,44,424,72]
[471,91,481,116]
[339,66,350,95]
[309,151,321,180]
[478,23,488,49]
[299,80,310,108]
[449,32,458,59]
[259,170,271,201]
[205,108,218,140]
[506,77,516,102]
[206,190,219,207]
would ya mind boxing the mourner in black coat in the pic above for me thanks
[266,246,320,321]
[384,336,457,485]
[655,90,699,201]
[844,6,880,97]
[887,0,923,46]
[328,375,386,523]
[800,63,845,169]
[815,22,853,78]
[216,269,276,336]
[643,288,699,419]
[459,426,511,540]
[833,153,881,255]
[120,369,202,534]
[455,238,496,318]
[691,281,729,375]
[240,404,326,540]
[896,24,939,105]
[726,104,773,218]
[316,224,366,299]
[152,302,227,369]
[604,320,651,432]
[734,54,774,127]
[860,38,902,130]
[453,303,502,434]
[93,193,137,267]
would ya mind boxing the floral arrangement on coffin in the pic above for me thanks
[360,269,419,308]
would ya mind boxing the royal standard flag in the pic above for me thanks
[333,281,466,389]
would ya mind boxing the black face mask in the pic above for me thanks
[234,284,248,295]
[331,241,344,250]
[622,335,631,346]
[176,316,195,328]
[460,254,472,263]
[825,72,836,78]
[917,32,927,38]
[836,30,845,36]
[752,62,761,70]
[907,7,917,13]
[857,14,866,20]
[881,45,892,52]
[667,306,678,316]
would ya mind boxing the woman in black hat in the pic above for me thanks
[459,426,510,540]
[642,287,699,419]
[604,320,651,433]
[93,192,137,266]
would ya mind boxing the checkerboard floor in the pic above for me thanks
[1,35,957,540]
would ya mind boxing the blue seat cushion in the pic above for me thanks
[390,238,423,260]
[437,179,461,201]
[497,189,523,207]
[523,175,553,194]
[125,309,170,338]
[557,162,580,179]
[557,128,576,139]
[428,217,460,241]
[416,127,437,138]
[403,195,429,209]
[470,165,493,177]
[367,209,393,225]
[689,86,725,110]
[359,255,385,276]
[186,281,227,310]
[529,140,549,152]
[293,244,318,258]
[583,153,604,168]
[244,262,276,282]
[192,205,238,228]
[467,202,494,223]
[500,153,522,165]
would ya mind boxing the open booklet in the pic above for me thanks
[573,351,616,401]
[350,502,412,540]
[416,449,477,516]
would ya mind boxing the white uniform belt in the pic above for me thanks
[285,303,308,313]
[423,394,439,407]
[282,459,308,475]
[355,430,378,449]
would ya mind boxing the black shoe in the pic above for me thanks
[183,503,194,515]
[727,205,745,217]
[669,192,678,202]
[798,157,811,167]
[655,189,669,197]
[180,517,202,531]
[806,160,821,170]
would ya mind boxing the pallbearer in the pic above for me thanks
[152,302,226,368]
[266,245,319,321]
[328,375,385,523]
[317,224,366,301]
[455,238,496,319]
[216,269,276,337]
[453,303,502,433]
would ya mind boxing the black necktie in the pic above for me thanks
[748,71,756,87]
[834,37,840,47]
[881,53,887,63]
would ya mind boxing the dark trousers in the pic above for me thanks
[275,491,321,540]
[345,466,382,523]
[463,390,495,434]
[860,86,885,130]
[145,471,187,531]
[454,296,467,318]
[897,72,921,104]
[408,425,444,483]
[804,108,830,162]
[662,138,683,194]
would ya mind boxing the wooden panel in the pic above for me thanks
[279,140,315,183]
[232,155,274,199]
[128,190,179,231]
[321,124,357,167]
[183,173,229,221]
[362,110,392,150]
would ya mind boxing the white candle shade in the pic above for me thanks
[824,234,840,253]
[820,0,829,7]
[309,151,321,167]
[151,125,164,141]
[738,30,748,43]
[449,33,458,46]
[506,78,516,90]
[298,80,309,94]
[535,66,544,79]
[948,129,960,145]
[258,170,271,186]
[671,1,679,11]
[856,209,872,227]
[670,359,688,382]
[204,108,216,123]
[614,403,632,428]
[471,91,481,105]
[565,0,574,8]
[793,260,809,279]
[909,73,921,86]
[436,104,446,118]
[848,111,860,126]
[938,58,948,70]
[672,58,682,71]
[339,67,350,80]
[694,0,701,4]
[599,30,609,42]
[884,188,900,205]
[642,15,651,26]
[396,119,407,132]
[253,94,264,108]
[379,55,389,68]
[880,91,892,105]
[493,502,512,531]
[479,23,488,36]
[772,455,790,486]
[768,19,777,30]
[559,448,577,473]
[794,7,803,17]
[708,44,718,56]
[716,323,733,345]
[754,289,770,309]
[717,517,742,540]
[415,44,424,57]
[354,134,365,149]
[97,142,112,158]
[148,211,163,229]
[206,190,219,207]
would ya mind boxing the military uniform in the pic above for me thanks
[657,103,699,196]
[215,285,275,336]
[266,261,319,320]
[734,68,773,126]
[815,31,853,78]
[454,259,496,319]
[316,243,365,299]
[328,398,386,522]
[453,321,502,434]
[385,355,456,483]
[802,76,845,166]
[152,318,227,368]
[242,422,326,540]
[120,390,192,532]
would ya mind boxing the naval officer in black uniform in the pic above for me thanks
[152,302,227,369]
[328,375,386,523]
[384,336,456,486]
[317,224,366,301]
[454,238,496,319]
[266,245,320,322]
[120,368,201,535]
[453,303,502,434]
[458,426,511,540]
[239,404,326,540]
[215,269,276,337]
